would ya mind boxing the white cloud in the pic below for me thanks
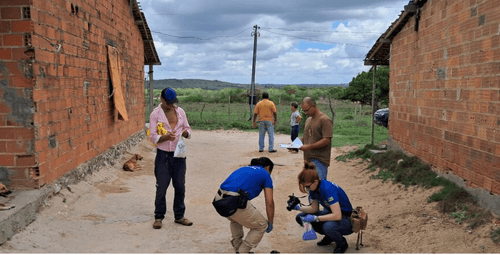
[141,0,408,84]
[155,41,178,58]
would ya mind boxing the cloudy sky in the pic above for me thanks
[139,0,408,85]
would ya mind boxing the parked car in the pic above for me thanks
[374,108,389,128]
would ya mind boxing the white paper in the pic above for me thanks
[279,137,303,149]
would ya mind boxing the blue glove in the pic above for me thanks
[266,221,273,233]
[302,214,316,223]
[294,204,301,210]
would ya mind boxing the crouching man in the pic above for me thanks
[212,157,275,253]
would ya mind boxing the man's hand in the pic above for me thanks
[299,144,312,152]
[165,131,176,141]
[253,122,257,129]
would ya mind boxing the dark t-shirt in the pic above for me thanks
[303,112,333,166]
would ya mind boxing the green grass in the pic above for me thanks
[336,147,494,238]
[335,144,382,162]
[492,221,500,243]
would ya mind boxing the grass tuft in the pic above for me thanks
[337,145,494,234]
[492,222,500,243]
[334,145,374,162]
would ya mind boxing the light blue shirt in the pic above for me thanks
[290,110,300,126]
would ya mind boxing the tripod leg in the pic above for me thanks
[360,231,363,247]
[356,233,360,250]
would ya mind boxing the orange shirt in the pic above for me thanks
[254,99,276,122]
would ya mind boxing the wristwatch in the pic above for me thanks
[315,216,320,222]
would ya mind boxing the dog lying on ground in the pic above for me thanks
[0,183,12,197]
[123,154,143,171]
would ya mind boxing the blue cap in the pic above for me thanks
[163,88,178,104]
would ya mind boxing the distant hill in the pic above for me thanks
[144,78,348,90]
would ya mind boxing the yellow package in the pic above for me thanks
[147,123,169,145]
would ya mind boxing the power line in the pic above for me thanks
[260,28,371,48]
[151,26,373,49]
[261,27,383,34]
[151,28,251,40]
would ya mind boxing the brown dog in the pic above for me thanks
[123,154,143,171]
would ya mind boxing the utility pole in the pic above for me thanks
[148,65,154,118]
[370,64,377,145]
[249,25,259,121]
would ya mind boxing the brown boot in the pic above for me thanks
[153,219,162,229]
[174,217,193,226]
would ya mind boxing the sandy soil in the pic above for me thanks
[0,130,499,253]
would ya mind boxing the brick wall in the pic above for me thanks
[389,0,500,195]
[0,0,145,188]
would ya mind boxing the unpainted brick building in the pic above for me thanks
[365,0,500,213]
[0,0,160,189]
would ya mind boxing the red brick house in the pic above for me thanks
[365,0,500,213]
[0,0,160,189]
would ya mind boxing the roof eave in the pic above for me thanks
[130,0,161,66]
[364,0,428,66]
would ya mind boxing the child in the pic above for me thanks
[290,101,302,152]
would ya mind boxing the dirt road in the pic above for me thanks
[0,130,498,253]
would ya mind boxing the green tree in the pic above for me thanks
[342,66,389,108]
[326,86,345,100]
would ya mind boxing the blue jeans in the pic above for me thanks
[290,125,300,152]
[296,210,353,247]
[291,125,299,142]
[258,121,274,151]
[312,159,328,180]
[154,149,186,220]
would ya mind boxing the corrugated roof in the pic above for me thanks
[364,0,427,66]
[130,0,161,65]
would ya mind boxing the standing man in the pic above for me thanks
[253,92,277,153]
[299,97,333,180]
[149,87,193,229]
[212,157,275,253]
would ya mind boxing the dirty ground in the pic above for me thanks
[0,130,498,253]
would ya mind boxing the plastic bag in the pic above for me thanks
[174,136,186,158]
[302,221,317,241]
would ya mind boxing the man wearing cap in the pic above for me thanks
[149,87,193,229]
[253,92,278,153]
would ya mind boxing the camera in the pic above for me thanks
[286,193,301,211]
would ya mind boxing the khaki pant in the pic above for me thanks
[227,201,268,253]
[214,190,268,253]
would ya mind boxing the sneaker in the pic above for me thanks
[153,219,162,229]
[269,150,277,153]
[174,217,193,226]
[259,149,263,152]
[317,236,333,246]
[333,237,348,253]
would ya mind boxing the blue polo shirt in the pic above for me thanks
[220,165,273,200]
[309,180,353,214]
